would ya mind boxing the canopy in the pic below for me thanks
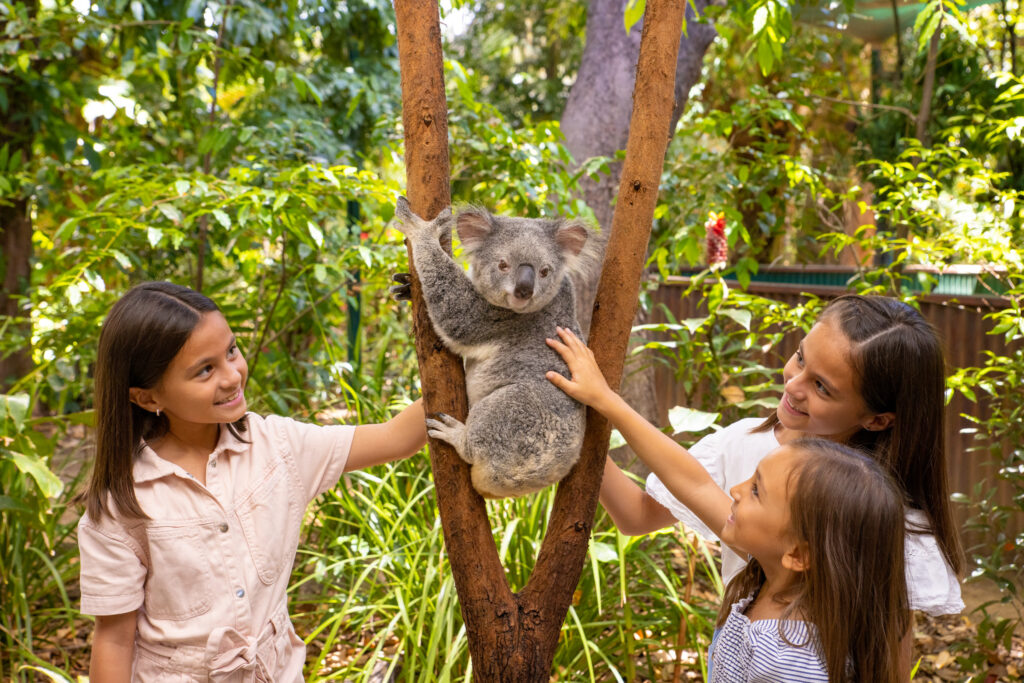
[797,0,999,44]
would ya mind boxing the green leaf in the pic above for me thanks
[752,5,769,34]
[589,540,619,563]
[110,249,132,270]
[307,221,324,247]
[55,218,79,241]
[624,0,645,34]
[147,227,163,247]
[667,406,720,434]
[718,308,752,330]
[681,316,708,334]
[5,451,63,498]
[83,269,105,292]
[0,494,31,513]
[156,204,182,223]
[212,210,231,230]
[757,36,774,75]
[323,168,340,189]
[1,393,29,429]
[174,180,190,195]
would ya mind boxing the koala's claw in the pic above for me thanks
[425,413,468,458]
[389,272,412,302]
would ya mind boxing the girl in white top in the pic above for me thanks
[556,296,966,657]
[79,282,428,682]
[546,328,909,682]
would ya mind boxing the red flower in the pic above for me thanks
[705,211,727,270]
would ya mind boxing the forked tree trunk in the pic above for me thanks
[393,1,684,679]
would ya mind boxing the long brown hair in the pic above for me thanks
[755,294,965,576]
[719,439,909,683]
[83,282,246,520]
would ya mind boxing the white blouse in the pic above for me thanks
[645,418,964,616]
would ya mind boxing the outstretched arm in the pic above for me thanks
[346,398,427,471]
[545,327,731,535]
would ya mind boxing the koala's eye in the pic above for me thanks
[539,267,551,278]
[498,260,510,272]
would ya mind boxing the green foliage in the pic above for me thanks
[295,452,721,681]
[446,57,599,221]
[5,0,1024,679]
[634,273,819,421]
[647,15,868,278]
[0,391,84,679]
[444,0,586,125]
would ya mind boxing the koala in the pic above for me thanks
[392,196,604,499]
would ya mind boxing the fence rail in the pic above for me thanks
[649,273,1019,549]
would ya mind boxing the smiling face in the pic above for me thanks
[139,311,248,430]
[777,318,892,442]
[720,446,805,567]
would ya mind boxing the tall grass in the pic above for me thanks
[293,452,723,681]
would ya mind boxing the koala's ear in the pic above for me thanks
[554,221,589,257]
[456,209,493,252]
[395,195,417,223]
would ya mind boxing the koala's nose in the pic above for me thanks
[514,264,535,299]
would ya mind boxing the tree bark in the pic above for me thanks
[395,0,685,679]
[0,0,37,392]
[0,198,33,391]
[916,27,941,146]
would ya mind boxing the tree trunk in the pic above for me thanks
[0,1,37,393]
[561,0,717,439]
[0,198,33,391]
[916,27,941,146]
[394,0,685,678]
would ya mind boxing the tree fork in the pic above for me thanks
[393,1,684,678]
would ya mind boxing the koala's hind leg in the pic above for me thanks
[464,382,585,498]
[425,413,471,462]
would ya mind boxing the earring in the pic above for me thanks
[156,408,162,417]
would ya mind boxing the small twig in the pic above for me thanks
[248,230,287,378]
[196,0,233,292]
[259,279,351,351]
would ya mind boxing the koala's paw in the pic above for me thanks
[426,413,469,461]
[393,196,452,242]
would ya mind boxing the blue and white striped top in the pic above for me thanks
[707,595,828,683]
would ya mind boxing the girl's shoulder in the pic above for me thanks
[713,598,828,683]
[691,416,776,454]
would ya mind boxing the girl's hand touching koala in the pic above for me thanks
[545,327,616,413]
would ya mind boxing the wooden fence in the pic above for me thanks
[648,271,1020,549]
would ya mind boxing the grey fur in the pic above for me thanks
[392,196,604,498]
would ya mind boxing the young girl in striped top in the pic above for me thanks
[547,327,908,681]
